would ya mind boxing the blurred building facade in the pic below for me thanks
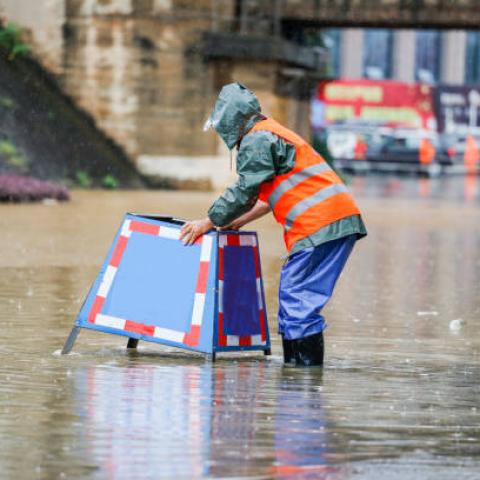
[328,28,479,86]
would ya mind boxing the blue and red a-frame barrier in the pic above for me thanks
[62,214,271,360]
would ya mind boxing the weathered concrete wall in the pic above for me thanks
[60,0,313,187]
[62,0,223,158]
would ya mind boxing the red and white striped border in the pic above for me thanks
[88,218,212,347]
[217,234,267,347]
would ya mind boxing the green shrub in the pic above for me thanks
[0,140,29,172]
[0,139,17,156]
[6,154,28,171]
[102,174,119,189]
[75,171,92,188]
[0,96,15,109]
[0,23,30,60]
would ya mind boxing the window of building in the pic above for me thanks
[415,30,441,83]
[466,31,480,84]
[363,29,393,80]
[322,29,341,78]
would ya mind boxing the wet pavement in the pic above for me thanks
[0,176,479,479]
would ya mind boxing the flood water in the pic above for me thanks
[1,176,479,479]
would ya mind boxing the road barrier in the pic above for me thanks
[61,214,271,360]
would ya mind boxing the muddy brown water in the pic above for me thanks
[1,176,479,479]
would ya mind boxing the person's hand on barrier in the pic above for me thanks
[219,218,244,231]
[180,217,214,245]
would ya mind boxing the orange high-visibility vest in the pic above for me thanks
[251,118,361,252]
[354,138,367,160]
[464,135,479,174]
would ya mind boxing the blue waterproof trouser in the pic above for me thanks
[278,234,357,340]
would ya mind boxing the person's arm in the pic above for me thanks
[220,200,270,230]
[179,200,270,245]
[207,132,277,228]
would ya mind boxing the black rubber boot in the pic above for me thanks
[282,336,295,364]
[292,332,324,367]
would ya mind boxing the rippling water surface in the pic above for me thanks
[0,176,479,479]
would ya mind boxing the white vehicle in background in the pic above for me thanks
[324,122,388,161]
[364,128,446,176]
[324,124,448,176]
[326,129,357,160]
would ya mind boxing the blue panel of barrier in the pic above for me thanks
[223,246,260,336]
[105,234,200,332]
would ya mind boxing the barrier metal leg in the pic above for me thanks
[264,348,271,356]
[127,338,139,349]
[61,326,80,355]
[206,353,216,362]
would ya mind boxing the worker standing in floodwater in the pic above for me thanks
[464,134,479,174]
[180,83,367,366]
[419,137,436,166]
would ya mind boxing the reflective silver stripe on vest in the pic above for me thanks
[284,183,349,231]
[268,162,331,208]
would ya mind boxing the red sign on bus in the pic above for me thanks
[314,79,436,131]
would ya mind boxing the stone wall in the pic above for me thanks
[62,0,224,158]
[0,0,314,188]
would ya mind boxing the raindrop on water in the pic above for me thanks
[449,319,465,332]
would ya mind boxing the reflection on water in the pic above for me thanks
[76,364,212,479]
[0,176,479,479]
[69,362,337,480]
[350,174,480,204]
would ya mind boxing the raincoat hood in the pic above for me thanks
[205,82,265,150]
